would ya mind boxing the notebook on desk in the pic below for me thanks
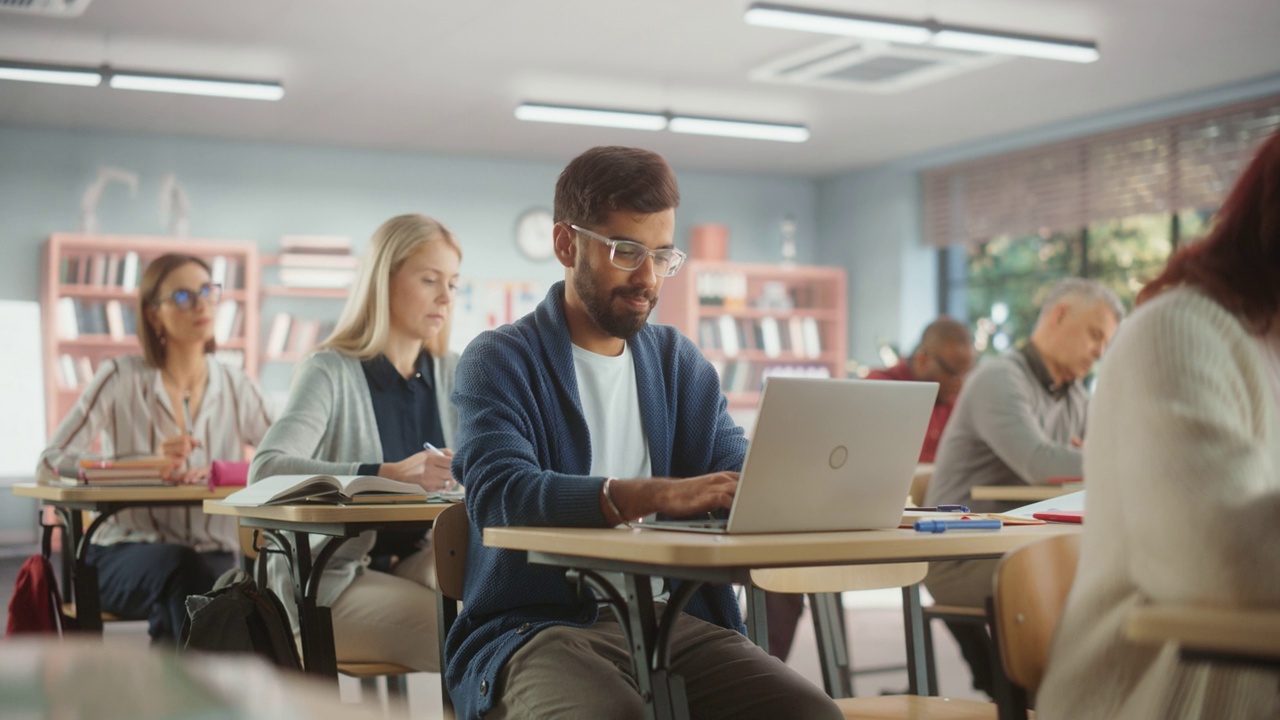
[639,376,938,535]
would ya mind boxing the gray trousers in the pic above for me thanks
[485,605,843,720]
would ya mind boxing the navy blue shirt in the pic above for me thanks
[358,350,445,565]
[356,350,445,476]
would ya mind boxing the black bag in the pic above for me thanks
[181,567,301,670]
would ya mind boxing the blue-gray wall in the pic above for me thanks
[0,125,817,306]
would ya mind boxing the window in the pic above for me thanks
[943,210,1189,354]
[928,93,1279,350]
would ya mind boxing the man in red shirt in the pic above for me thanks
[866,317,975,463]
[763,317,975,661]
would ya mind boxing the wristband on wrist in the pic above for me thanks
[602,477,630,528]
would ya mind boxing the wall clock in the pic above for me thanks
[514,207,555,262]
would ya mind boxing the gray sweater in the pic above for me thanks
[925,344,1086,513]
[249,349,458,623]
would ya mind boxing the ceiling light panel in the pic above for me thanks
[931,29,1099,63]
[668,116,810,143]
[108,73,285,101]
[515,103,668,131]
[745,3,932,44]
[0,63,101,86]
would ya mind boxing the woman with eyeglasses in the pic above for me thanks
[249,214,461,673]
[37,253,274,643]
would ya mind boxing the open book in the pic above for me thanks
[222,474,428,506]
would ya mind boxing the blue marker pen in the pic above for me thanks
[423,441,445,456]
[914,519,1003,533]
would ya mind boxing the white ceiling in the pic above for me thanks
[0,0,1278,177]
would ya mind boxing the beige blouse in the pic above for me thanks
[38,354,273,553]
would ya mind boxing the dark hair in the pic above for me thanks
[915,316,972,355]
[137,253,215,367]
[1138,129,1280,333]
[553,146,680,225]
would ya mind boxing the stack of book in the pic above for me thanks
[276,236,358,288]
[60,457,171,486]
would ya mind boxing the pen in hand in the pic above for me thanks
[181,393,195,439]
[422,441,445,456]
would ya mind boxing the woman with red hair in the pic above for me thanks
[1039,131,1280,718]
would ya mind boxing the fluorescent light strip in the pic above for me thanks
[0,65,101,87]
[744,2,1100,64]
[515,103,667,131]
[669,116,809,143]
[931,30,1099,63]
[109,73,285,101]
[745,3,931,44]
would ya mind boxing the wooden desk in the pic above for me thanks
[10,482,238,633]
[970,484,1080,502]
[1126,604,1280,667]
[204,500,452,680]
[485,523,1079,720]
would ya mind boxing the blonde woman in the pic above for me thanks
[250,214,462,672]
[39,253,273,642]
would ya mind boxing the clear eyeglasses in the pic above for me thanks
[570,224,688,277]
[158,282,222,311]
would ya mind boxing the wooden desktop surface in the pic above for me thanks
[203,499,452,524]
[484,523,1080,568]
[970,484,1079,502]
[1126,604,1280,660]
[12,482,238,503]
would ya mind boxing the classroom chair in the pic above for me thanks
[431,502,470,720]
[751,563,996,720]
[988,533,1080,720]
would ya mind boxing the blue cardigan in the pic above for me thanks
[447,282,748,718]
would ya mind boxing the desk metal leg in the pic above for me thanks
[902,584,929,695]
[624,574,692,720]
[811,592,853,698]
[745,583,769,654]
[292,533,336,679]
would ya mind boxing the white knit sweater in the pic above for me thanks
[1038,287,1280,720]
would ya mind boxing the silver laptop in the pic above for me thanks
[641,376,938,534]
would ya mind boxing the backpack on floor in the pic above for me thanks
[6,554,65,636]
[181,567,301,670]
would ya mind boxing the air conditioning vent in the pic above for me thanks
[751,38,1006,94]
[0,0,92,17]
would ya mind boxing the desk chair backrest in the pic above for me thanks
[751,562,928,594]
[991,533,1080,692]
[434,503,469,602]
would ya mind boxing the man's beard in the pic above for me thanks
[574,255,656,340]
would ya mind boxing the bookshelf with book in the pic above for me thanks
[258,236,356,368]
[656,260,847,409]
[40,233,261,439]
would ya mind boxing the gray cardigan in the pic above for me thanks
[249,349,458,626]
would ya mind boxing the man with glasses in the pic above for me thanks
[924,278,1123,698]
[764,317,974,662]
[447,146,841,720]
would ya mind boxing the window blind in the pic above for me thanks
[923,94,1280,247]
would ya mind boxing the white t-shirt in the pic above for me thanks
[572,341,665,600]
[572,342,652,481]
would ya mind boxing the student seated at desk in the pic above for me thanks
[1038,131,1280,720]
[250,214,461,673]
[448,146,841,720]
[924,277,1123,696]
[37,253,273,643]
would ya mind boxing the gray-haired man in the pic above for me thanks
[924,278,1124,696]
